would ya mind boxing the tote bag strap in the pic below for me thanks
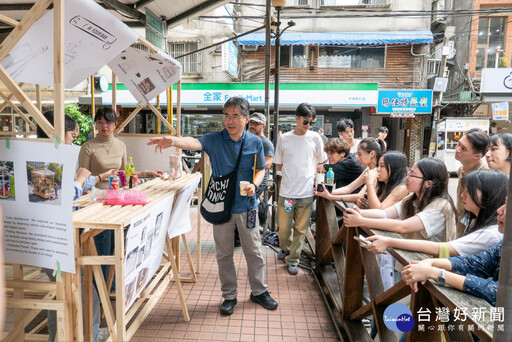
[225,138,247,180]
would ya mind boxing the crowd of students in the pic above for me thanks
[314,131,511,308]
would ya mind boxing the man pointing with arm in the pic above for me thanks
[148,97,278,316]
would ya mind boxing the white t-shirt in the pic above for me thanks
[393,201,446,242]
[350,138,362,154]
[274,130,326,198]
[450,224,502,256]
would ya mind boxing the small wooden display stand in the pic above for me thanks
[2,265,76,341]
[73,173,201,341]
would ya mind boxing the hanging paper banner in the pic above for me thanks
[491,102,509,121]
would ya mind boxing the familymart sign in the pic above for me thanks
[103,83,378,107]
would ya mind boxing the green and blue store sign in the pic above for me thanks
[377,90,433,114]
[103,83,379,107]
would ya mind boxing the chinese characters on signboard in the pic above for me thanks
[377,90,433,117]
[491,102,509,121]
[415,306,504,334]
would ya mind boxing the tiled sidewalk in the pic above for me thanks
[131,214,339,342]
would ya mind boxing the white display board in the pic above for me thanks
[168,176,201,239]
[124,195,174,311]
[108,47,182,103]
[0,0,137,88]
[1,140,79,273]
[117,135,174,173]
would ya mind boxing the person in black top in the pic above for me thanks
[318,138,364,191]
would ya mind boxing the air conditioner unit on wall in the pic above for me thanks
[242,45,258,52]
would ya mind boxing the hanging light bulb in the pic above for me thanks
[272,0,287,8]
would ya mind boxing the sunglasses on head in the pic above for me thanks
[302,119,315,126]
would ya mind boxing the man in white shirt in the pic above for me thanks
[336,118,360,153]
[274,103,327,275]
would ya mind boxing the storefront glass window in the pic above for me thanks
[318,46,385,68]
[280,45,308,68]
[476,17,505,71]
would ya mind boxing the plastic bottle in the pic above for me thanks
[326,168,334,186]
[126,156,135,179]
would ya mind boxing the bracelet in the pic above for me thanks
[98,174,102,182]
[143,170,147,178]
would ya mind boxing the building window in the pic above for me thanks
[168,41,201,74]
[280,45,308,68]
[476,17,505,71]
[293,0,310,5]
[320,0,390,6]
[318,46,385,68]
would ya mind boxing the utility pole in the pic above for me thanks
[429,26,455,157]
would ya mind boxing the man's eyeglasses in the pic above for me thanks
[302,119,315,126]
[224,114,243,121]
[249,121,262,126]
[407,170,424,180]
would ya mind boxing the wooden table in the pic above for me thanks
[73,173,201,341]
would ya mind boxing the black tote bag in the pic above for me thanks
[200,139,244,224]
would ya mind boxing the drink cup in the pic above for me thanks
[315,172,325,185]
[239,181,250,196]
[169,154,182,180]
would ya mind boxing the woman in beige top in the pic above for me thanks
[78,107,163,189]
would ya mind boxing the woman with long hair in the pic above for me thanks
[315,137,384,203]
[365,169,507,256]
[343,158,457,243]
[402,197,508,306]
[486,132,512,176]
[354,151,409,209]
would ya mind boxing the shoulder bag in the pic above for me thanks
[200,139,245,224]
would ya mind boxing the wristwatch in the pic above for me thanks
[437,269,446,285]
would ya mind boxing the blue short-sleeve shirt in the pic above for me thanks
[198,129,265,214]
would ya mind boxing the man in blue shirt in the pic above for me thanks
[148,97,278,316]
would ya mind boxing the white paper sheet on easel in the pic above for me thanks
[0,0,137,88]
[167,175,201,239]
[108,47,182,103]
[1,140,79,273]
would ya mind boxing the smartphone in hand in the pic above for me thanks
[353,235,370,247]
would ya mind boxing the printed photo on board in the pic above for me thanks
[26,161,63,206]
[0,161,15,201]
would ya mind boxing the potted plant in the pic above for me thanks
[490,121,498,134]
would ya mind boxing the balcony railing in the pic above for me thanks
[320,0,391,7]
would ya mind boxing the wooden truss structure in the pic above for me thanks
[0,1,185,341]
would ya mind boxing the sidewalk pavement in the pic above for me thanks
[131,212,339,342]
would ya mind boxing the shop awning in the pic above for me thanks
[237,31,433,46]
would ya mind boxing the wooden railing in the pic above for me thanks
[314,197,494,342]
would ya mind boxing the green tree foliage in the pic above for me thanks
[65,103,92,145]
[47,163,63,183]
[26,163,35,182]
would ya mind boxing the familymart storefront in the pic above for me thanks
[100,82,378,137]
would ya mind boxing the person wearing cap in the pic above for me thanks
[248,112,274,228]
[234,112,273,247]
[248,113,274,197]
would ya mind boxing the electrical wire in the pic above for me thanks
[199,8,512,20]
